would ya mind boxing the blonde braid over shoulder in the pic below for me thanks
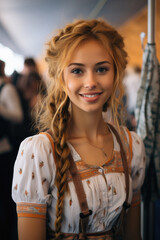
[51,93,71,239]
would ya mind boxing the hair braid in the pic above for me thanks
[51,96,71,239]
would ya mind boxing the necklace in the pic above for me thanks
[87,126,110,159]
[88,141,107,158]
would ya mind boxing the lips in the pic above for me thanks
[80,92,102,97]
[81,93,100,98]
[79,92,102,102]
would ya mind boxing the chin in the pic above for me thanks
[80,106,103,113]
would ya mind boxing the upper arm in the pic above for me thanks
[124,202,142,240]
[18,217,46,240]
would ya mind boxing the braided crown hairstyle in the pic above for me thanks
[36,18,128,239]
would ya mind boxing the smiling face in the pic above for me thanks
[63,38,115,114]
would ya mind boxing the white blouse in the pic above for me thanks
[12,126,146,233]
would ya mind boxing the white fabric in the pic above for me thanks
[0,80,23,123]
[123,72,141,113]
[0,79,23,153]
[12,127,145,233]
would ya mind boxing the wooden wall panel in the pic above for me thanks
[118,0,160,68]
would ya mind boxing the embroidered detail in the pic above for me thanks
[25,190,28,196]
[108,185,111,191]
[69,199,72,206]
[14,184,18,190]
[136,140,140,144]
[67,150,131,181]
[32,172,35,179]
[67,128,132,181]
[113,187,117,195]
[21,150,24,156]
[31,154,34,159]
[28,138,33,141]
[87,180,90,185]
[19,168,22,174]
[17,202,47,219]
[39,161,44,168]
[42,178,46,184]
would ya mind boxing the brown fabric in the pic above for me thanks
[48,228,114,240]
[107,124,130,206]
[69,154,91,233]
[107,124,130,238]
[42,123,130,240]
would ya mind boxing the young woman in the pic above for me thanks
[12,19,146,240]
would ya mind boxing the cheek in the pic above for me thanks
[66,79,79,94]
[104,74,114,88]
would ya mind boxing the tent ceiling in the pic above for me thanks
[0,0,147,57]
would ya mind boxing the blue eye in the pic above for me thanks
[71,68,82,74]
[97,67,108,73]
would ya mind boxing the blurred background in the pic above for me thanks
[0,0,159,76]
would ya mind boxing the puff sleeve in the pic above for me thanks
[12,134,56,219]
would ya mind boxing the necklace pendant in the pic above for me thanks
[102,149,107,158]
[103,152,107,157]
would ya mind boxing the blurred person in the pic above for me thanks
[22,57,39,75]
[11,57,39,87]
[10,58,46,147]
[15,72,46,143]
[123,65,141,131]
[0,59,23,240]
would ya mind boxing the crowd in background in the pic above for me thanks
[0,58,47,240]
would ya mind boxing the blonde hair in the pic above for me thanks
[35,19,128,239]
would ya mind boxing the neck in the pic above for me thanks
[68,107,108,141]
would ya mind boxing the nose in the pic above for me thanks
[84,72,97,89]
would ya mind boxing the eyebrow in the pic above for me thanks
[68,61,112,67]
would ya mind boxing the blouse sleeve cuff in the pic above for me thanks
[17,202,47,220]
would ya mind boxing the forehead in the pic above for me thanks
[68,38,113,64]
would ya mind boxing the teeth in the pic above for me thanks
[82,94,99,98]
